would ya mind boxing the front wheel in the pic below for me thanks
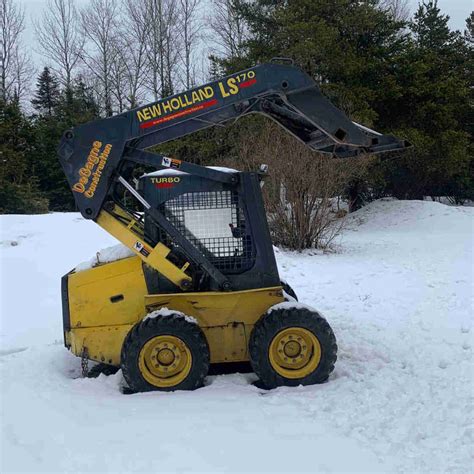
[249,304,337,389]
[121,312,209,392]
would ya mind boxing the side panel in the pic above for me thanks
[144,287,284,327]
[69,325,133,366]
[68,256,148,328]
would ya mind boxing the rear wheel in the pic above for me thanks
[121,313,209,392]
[249,305,337,389]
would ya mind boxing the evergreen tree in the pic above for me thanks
[375,3,473,200]
[30,74,101,211]
[0,99,49,213]
[210,0,472,203]
[465,12,474,45]
[218,0,408,125]
[412,1,457,52]
[31,67,61,116]
[71,77,100,122]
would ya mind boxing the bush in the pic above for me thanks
[231,122,362,250]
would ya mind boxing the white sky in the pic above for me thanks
[18,0,473,70]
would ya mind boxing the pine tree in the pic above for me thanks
[412,1,457,52]
[210,0,473,203]
[374,4,473,201]
[30,74,101,211]
[0,99,49,213]
[221,0,408,125]
[31,67,61,116]
[465,12,474,45]
[70,77,100,123]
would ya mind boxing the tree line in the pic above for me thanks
[1,0,473,221]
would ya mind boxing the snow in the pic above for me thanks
[145,308,198,325]
[143,165,238,178]
[1,199,473,473]
[282,288,297,302]
[207,166,238,173]
[75,243,134,271]
[268,301,318,313]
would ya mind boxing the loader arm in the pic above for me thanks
[58,61,410,290]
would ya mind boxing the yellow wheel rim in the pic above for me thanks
[138,335,192,388]
[269,327,321,379]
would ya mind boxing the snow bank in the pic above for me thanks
[1,200,473,473]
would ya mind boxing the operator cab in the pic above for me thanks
[138,166,279,293]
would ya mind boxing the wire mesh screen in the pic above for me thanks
[161,191,255,272]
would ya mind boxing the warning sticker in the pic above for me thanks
[162,157,181,169]
[133,241,150,257]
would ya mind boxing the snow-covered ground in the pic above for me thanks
[1,199,473,473]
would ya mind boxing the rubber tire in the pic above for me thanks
[249,306,337,389]
[121,313,210,392]
[281,280,298,301]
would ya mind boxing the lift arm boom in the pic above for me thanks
[58,61,409,220]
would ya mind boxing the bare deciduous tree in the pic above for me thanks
[119,0,150,108]
[178,0,201,89]
[110,48,128,113]
[379,0,411,22]
[34,0,84,92]
[208,0,247,59]
[145,0,178,100]
[0,0,32,103]
[80,0,120,116]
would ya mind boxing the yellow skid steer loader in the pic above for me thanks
[58,60,409,392]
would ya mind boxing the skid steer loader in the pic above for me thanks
[58,60,409,392]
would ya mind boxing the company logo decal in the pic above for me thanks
[72,141,112,198]
[137,70,257,130]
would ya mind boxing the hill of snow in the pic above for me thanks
[0,199,473,473]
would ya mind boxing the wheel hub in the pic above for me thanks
[269,327,321,379]
[284,340,301,357]
[138,335,192,388]
[157,348,175,366]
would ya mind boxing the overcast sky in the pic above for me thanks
[19,0,473,69]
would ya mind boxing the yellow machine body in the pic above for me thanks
[63,255,285,367]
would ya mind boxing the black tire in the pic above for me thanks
[249,306,337,389]
[121,313,210,392]
[281,280,298,301]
